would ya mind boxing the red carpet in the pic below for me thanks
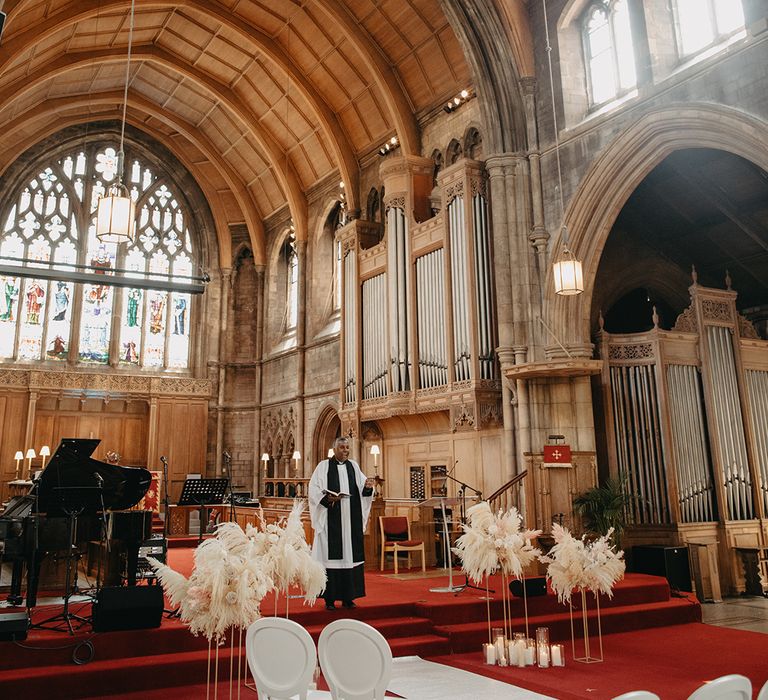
[1,547,765,699]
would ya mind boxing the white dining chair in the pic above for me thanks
[246,617,317,700]
[318,619,392,700]
[757,679,768,700]
[687,674,752,700]
[612,692,661,700]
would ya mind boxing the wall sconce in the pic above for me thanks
[25,448,36,479]
[370,444,381,476]
[14,451,23,480]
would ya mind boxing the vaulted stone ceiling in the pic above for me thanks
[0,0,475,261]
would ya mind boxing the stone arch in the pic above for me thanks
[546,104,768,351]
[446,139,463,166]
[312,403,341,466]
[463,126,484,160]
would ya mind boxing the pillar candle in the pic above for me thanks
[483,643,496,665]
[537,643,550,668]
[525,639,536,665]
[551,643,565,667]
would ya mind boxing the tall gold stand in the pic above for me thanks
[569,587,603,663]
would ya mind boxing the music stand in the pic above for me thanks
[420,496,463,593]
[33,486,100,634]
[442,473,487,595]
[178,478,228,544]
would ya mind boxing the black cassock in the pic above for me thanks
[313,458,372,603]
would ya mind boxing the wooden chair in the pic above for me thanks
[379,516,425,574]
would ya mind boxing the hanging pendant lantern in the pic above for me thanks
[553,247,584,296]
[96,183,136,244]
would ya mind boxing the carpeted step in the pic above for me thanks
[304,615,435,642]
[435,597,701,653]
[414,574,673,626]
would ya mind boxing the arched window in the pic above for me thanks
[282,230,299,332]
[446,139,463,166]
[673,0,745,58]
[0,141,198,369]
[583,0,637,106]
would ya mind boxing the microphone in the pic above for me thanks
[448,459,459,476]
[94,472,104,485]
[160,456,168,465]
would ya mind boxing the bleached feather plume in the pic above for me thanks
[583,528,625,597]
[542,523,589,604]
[454,501,499,583]
[148,558,189,607]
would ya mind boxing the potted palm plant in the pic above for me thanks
[573,478,630,546]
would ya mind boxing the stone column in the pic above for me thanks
[295,240,308,477]
[214,268,231,478]
[253,264,265,496]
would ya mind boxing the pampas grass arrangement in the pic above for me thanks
[542,522,626,663]
[454,501,542,642]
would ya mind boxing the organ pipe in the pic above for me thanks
[473,193,495,379]
[343,248,356,404]
[449,197,471,381]
[416,250,447,389]
[387,206,411,392]
[706,326,753,520]
[362,273,387,399]
[746,370,768,514]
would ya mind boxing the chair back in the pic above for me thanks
[757,680,768,700]
[246,617,317,700]
[318,619,392,700]
[687,674,752,700]
[380,516,410,541]
[612,692,661,700]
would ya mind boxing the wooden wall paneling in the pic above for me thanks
[54,415,80,445]
[32,412,56,456]
[155,399,181,501]
[98,416,125,462]
[121,415,148,466]
[0,392,29,499]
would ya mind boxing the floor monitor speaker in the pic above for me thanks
[92,585,164,632]
[509,576,547,597]
[0,611,29,640]
[631,545,692,592]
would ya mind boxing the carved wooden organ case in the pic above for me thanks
[338,157,501,436]
[598,282,768,592]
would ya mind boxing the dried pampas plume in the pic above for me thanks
[542,523,625,604]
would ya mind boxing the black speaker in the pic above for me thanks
[0,612,29,641]
[631,545,692,592]
[509,576,547,597]
[92,586,164,632]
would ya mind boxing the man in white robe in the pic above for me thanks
[309,437,374,610]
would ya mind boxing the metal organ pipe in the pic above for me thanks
[449,197,471,381]
[746,369,768,514]
[362,273,387,399]
[343,249,356,404]
[473,194,494,380]
[706,326,752,520]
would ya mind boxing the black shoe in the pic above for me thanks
[325,602,336,610]
[342,600,357,609]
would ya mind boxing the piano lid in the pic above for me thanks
[37,439,152,515]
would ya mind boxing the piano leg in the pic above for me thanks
[25,554,42,609]
[7,558,24,606]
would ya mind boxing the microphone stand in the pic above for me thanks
[222,452,235,523]
[159,457,178,618]
[94,472,109,596]
[443,472,493,595]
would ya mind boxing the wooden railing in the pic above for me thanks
[487,470,528,513]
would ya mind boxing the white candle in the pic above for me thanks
[498,654,508,667]
[525,639,536,665]
[494,634,506,662]
[537,644,550,668]
[483,643,496,665]
[551,644,565,667]
[513,639,526,667]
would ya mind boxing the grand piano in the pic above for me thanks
[0,438,153,607]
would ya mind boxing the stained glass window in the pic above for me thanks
[0,140,198,370]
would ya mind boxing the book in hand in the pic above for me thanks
[322,489,350,498]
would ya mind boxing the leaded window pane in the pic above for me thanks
[0,138,198,370]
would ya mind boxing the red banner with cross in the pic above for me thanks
[543,445,572,467]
